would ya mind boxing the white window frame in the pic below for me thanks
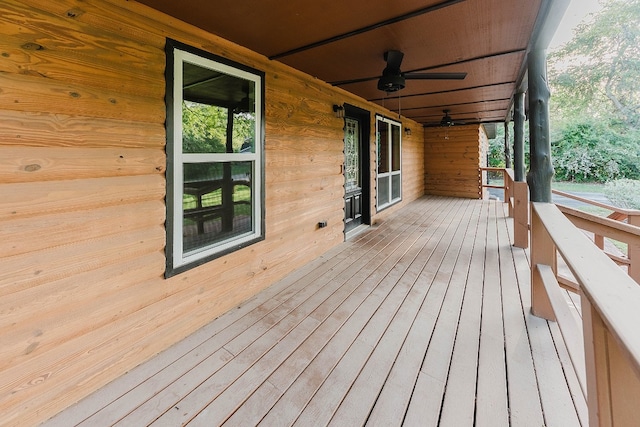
[376,116,402,210]
[166,42,264,275]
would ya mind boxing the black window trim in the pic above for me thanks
[164,38,266,278]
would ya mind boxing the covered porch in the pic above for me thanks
[44,196,586,426]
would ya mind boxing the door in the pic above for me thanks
[343,106,370,235]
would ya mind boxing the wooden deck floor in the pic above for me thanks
[43,196,587,426]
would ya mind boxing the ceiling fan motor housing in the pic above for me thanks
[378,67,405,92]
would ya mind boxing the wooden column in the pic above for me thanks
[504,121,511,169]
[526,49,554,203]
[513,91,526,182]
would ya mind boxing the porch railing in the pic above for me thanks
[480,167,529,248]
[552,189,640,284]
[530,202,640,426]
[480,167,514,210]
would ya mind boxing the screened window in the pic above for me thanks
[376,117,402,210]
[166,40,264,276]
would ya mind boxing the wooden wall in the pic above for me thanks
[423,125,485,199]
[0,0,425,424]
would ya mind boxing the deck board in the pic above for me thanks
[43,196,586,427]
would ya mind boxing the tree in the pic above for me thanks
[548,0,640,182]
[549,0,640,128]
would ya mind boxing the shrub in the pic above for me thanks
[604,179,640,209]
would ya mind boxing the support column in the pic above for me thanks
[504,121,511,169]
[526,49,554,203]
[513,91,526,182]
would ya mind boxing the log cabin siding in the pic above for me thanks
[423,125,485,199]
[0,0,424,424]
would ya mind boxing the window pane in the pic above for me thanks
[183,161,253,254]
[377,121,389,173]
[345,118,360,191]
[392,174,401,200]
[391,124,401,172]
[182,62,256,154]
[378,176,389,206]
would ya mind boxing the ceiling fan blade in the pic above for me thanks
[384,50,404,70]
[404,72,467,80]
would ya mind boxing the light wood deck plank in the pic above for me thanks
[475,202,509,426]
[287,199,466,426]
[330,200,476,426]
[404,200,488,427]
[510,231,583,427]
[437,201,487,426]
[497,203,545,426]
[365,200,482,426]
[41,196,586,427]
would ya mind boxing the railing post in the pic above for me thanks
[582,293,640,426]
[581,295,611,427]
[513,181,529,248]
[629,213,640,283]
[530,203,556,320]
[505,169,514,217]
[503,170,510,212]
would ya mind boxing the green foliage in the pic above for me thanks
[604,179,640,209]
[182,101,255,154]
[551,119,640,182]
[547,0,640,183]
[549,0,640,128]
[487,122,530,170]
[488,125,505,168]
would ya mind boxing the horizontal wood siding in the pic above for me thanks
[424,125,483,199]
[0,0,425,425]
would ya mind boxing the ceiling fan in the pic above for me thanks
[375,50,467,93]
[439,109,466,126]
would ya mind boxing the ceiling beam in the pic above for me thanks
[368,81,514,102]
[269,0,467,60]
[399,97,511,112]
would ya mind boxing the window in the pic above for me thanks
[376,116,402,210]
[165,40,264,276]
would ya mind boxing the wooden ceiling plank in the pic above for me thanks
[268,0,467,60]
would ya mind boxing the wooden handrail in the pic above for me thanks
[552,189,640,217]
[553,193,640,284]
[531,202,640,425]
[480,167,528,248]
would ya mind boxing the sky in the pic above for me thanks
[549,0,605,50]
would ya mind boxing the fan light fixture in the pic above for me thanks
[440,109,454,127]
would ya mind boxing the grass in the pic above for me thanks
[551,181,605,193]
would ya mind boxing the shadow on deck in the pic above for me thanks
[43,196,586,426]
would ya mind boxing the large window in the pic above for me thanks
[376,116,402,210]
[166,40,264,276]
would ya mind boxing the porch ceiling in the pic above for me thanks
[137,0,560,126]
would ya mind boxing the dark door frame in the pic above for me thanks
[343,104,371,237]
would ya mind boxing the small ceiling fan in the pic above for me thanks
[440,109,454,126]
[439,109,468,127]
[375,50,467,92]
